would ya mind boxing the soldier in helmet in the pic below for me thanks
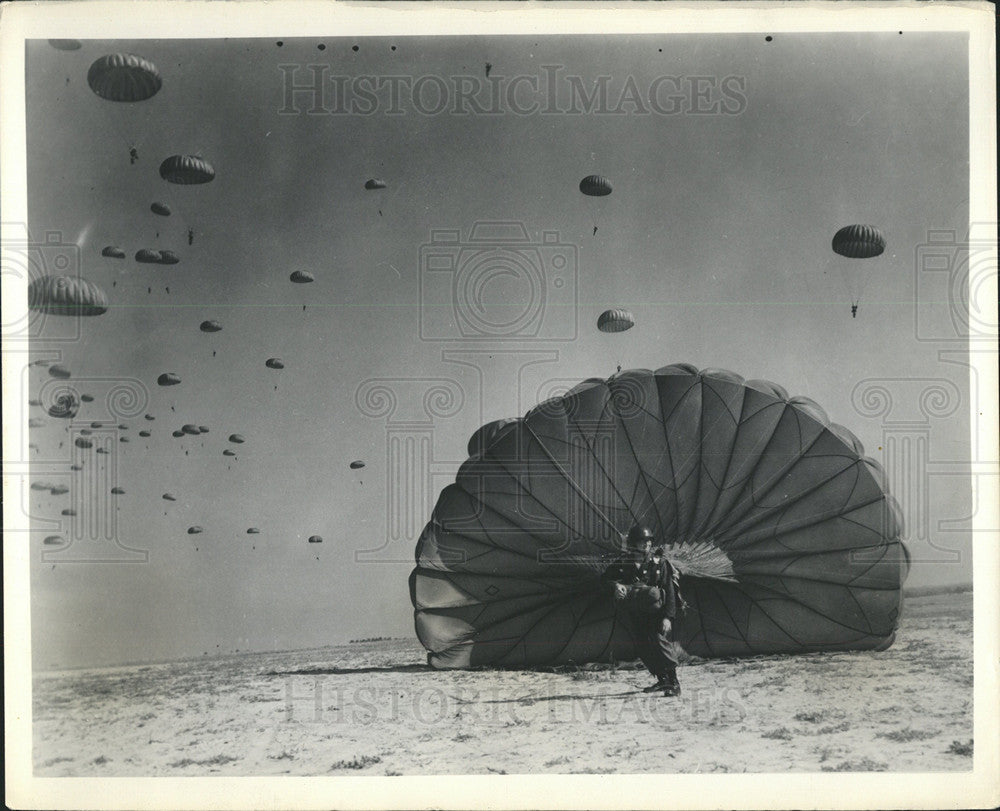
[604,526,686,696]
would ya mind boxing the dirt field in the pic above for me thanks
[32,591,973,775]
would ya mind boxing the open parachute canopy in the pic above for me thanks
[49,40,82,51]
[29,276,108,317]
[160,155,216,185]
[364,178,387,190]
[150,202,172,217]
[136,249,162,264]
[411,363,908,669]
[597,308,635,333]
[87,54,162,102]
[102,246,126,259]
[832,225,886,259]
[579,175,613,197]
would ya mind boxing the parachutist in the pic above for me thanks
[213,351,216,357]
[485,62,492,77]
[129,147,139,164]
[378,209,383,217]
[851,304,858,318]
[593,226,598,236]
[188,229,194,245]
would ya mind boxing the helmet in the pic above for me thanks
[626,526,655,548]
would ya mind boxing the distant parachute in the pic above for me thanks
[228,434,245,444]
[150,202,172,217]
[597,309,635,333]
[198,426,209,434]
[222,449,236,457]
[29,276,108,317]
[157,373,181,386]
[172,430,185,438]
[159,155,215,185]
[200,320,222,333]
[162,493,177,501]
[48,364,71,379]
[157,250,180,265]
[31,481,52,491]
[289,270,314,284]
[139,430,151,438]
[247,528,261,534]
[102,246,126,259]
[49,40,82,51]
[832,225,885,259]
[61,508,77,516]
[87,53,162,102]
[188,526,203,535]
[96,447,109,454]
[365,178,387,190]
[79,429,92,436]
[579,175,612,197]
[136,249,162,264]
[265,358,284,370]
[43,535,66,546]
[411,363,909,669]
[90,421,104,429]
[182,424,200,436]
[308,535,323,544]
[120,436,130,443]
[81,394,95,403]
[144,413,155,421]
[349,460,366,470]
[74,437,93,449]
[70,464,83,471]
[50,485,69,495]
[111,487,125,495]
[49,393,80,419]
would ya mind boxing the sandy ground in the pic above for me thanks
[32,591,973,776]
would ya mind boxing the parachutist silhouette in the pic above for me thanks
[485,62,492,77]
[617,364,622,374]
[593,226,598,236]
[148,286,151,294]
[170,405,175,412]
[213,351,216,357]
[378,209,383,217]
[188,229,194,245]
[851,304,858,318]
[155,231,159,239]
[129,147,138,164]
[303,305,307,311]
[165,287,170,294]
[113,280,117,287]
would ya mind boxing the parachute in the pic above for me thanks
[49,364,71,379]
[61,508,77,516]
[172,430,185,438]
[81,394,95,403]
[31,481,53,491]
[182,424,200,436]
[188,526,203,535]
[75,438,93,450]
[579,175,613,197]
[200,320,222,333]
[162,493,177,501]
[70,464,83,471]
[43,536,66,546]
[29,276,108,317]
[48,393,80,419]
[139,430,151,437]
[111,487,125,495]
[120,436,130,443]
[365,178,387,190]
[79,429,93,436]
[102,246,126,259]
[96,448,109,455]
[222,449,236,457]
[150,202,172,217]
[247,528,261,534]
[410,363,908,669]
[90,421,103,429]
[832,225,885,259]
[349,460,366,470]
[159,155,216,185]
[87,54,162,102]
[157,250,180,265]
[289,270,314,284]
[50,485,69,495]
[308,535,323,544]
[228,434,245,444]
[144,414,155,421]
[136,249,162,264]
[597,309,635,333]
[198,426,209,434]
[265,358,284,370]
[49,40,82,51]
[157,373,181,386]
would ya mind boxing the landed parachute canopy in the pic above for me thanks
[364,178,387,190]
[96,448,109,455]
[265,358,284,370]
[102,246,126,259]
[597,308,635,333]
[411,363,909,669]
[136,249,162,264]
[159,155,216,185]
[832,225,886,259]
[157,373,181,386]
[144,413,155,421]
[79,429,93,436]
[579,175,612,196]
[50,485,69,495]
[30,276,108,317]
[87,54,162,102]
[200,320,222,333]
[70,463,83,471]
[61,508,76,516]
[198,426,209,434]
[289,270,314,284]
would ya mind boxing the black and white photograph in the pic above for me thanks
[2,3,997,809]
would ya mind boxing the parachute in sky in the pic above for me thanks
[75,437,93,450]
[87,54,162,102]
[349,460,366,470]
[111,487,125,495]
[172,430,185,438]
[188,526,203,535]
[136,249,162,264]
[182,424,200,436]
[200,320,222,333]
[29,276,108,317]
[365,178,387,190]
[247,528,261,534]
[90,421,103,429]
[466,418,520,458]
[81,394,95,403]
[48,393,80,419]
[150,202,172,217]
[308,535,323,544]
[222,449,236,457]
[157,250,180,265]
[597,309,635,333]
[410,363,908,669]
[139,430,151,438]
[579,175,613,197]
[102,246,126,259]
[157,373,181,386]
[265,358,284,370]
[198,426,209,434]
[43,536,66,546]
[50,485,69,495]
[61,508,77,516]
[162,493,177,501]
[228,433,245,444]
[831,225,886,311]
[79,429,92,436]
[159,155,216,185]
[289,270,314,284]
[49,364,71,379]
[49,40,82,51]
[120,436,130,443]
[70,463,83,471]
[96,448,109,455]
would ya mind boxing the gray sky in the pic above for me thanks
[24,32,971,669]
